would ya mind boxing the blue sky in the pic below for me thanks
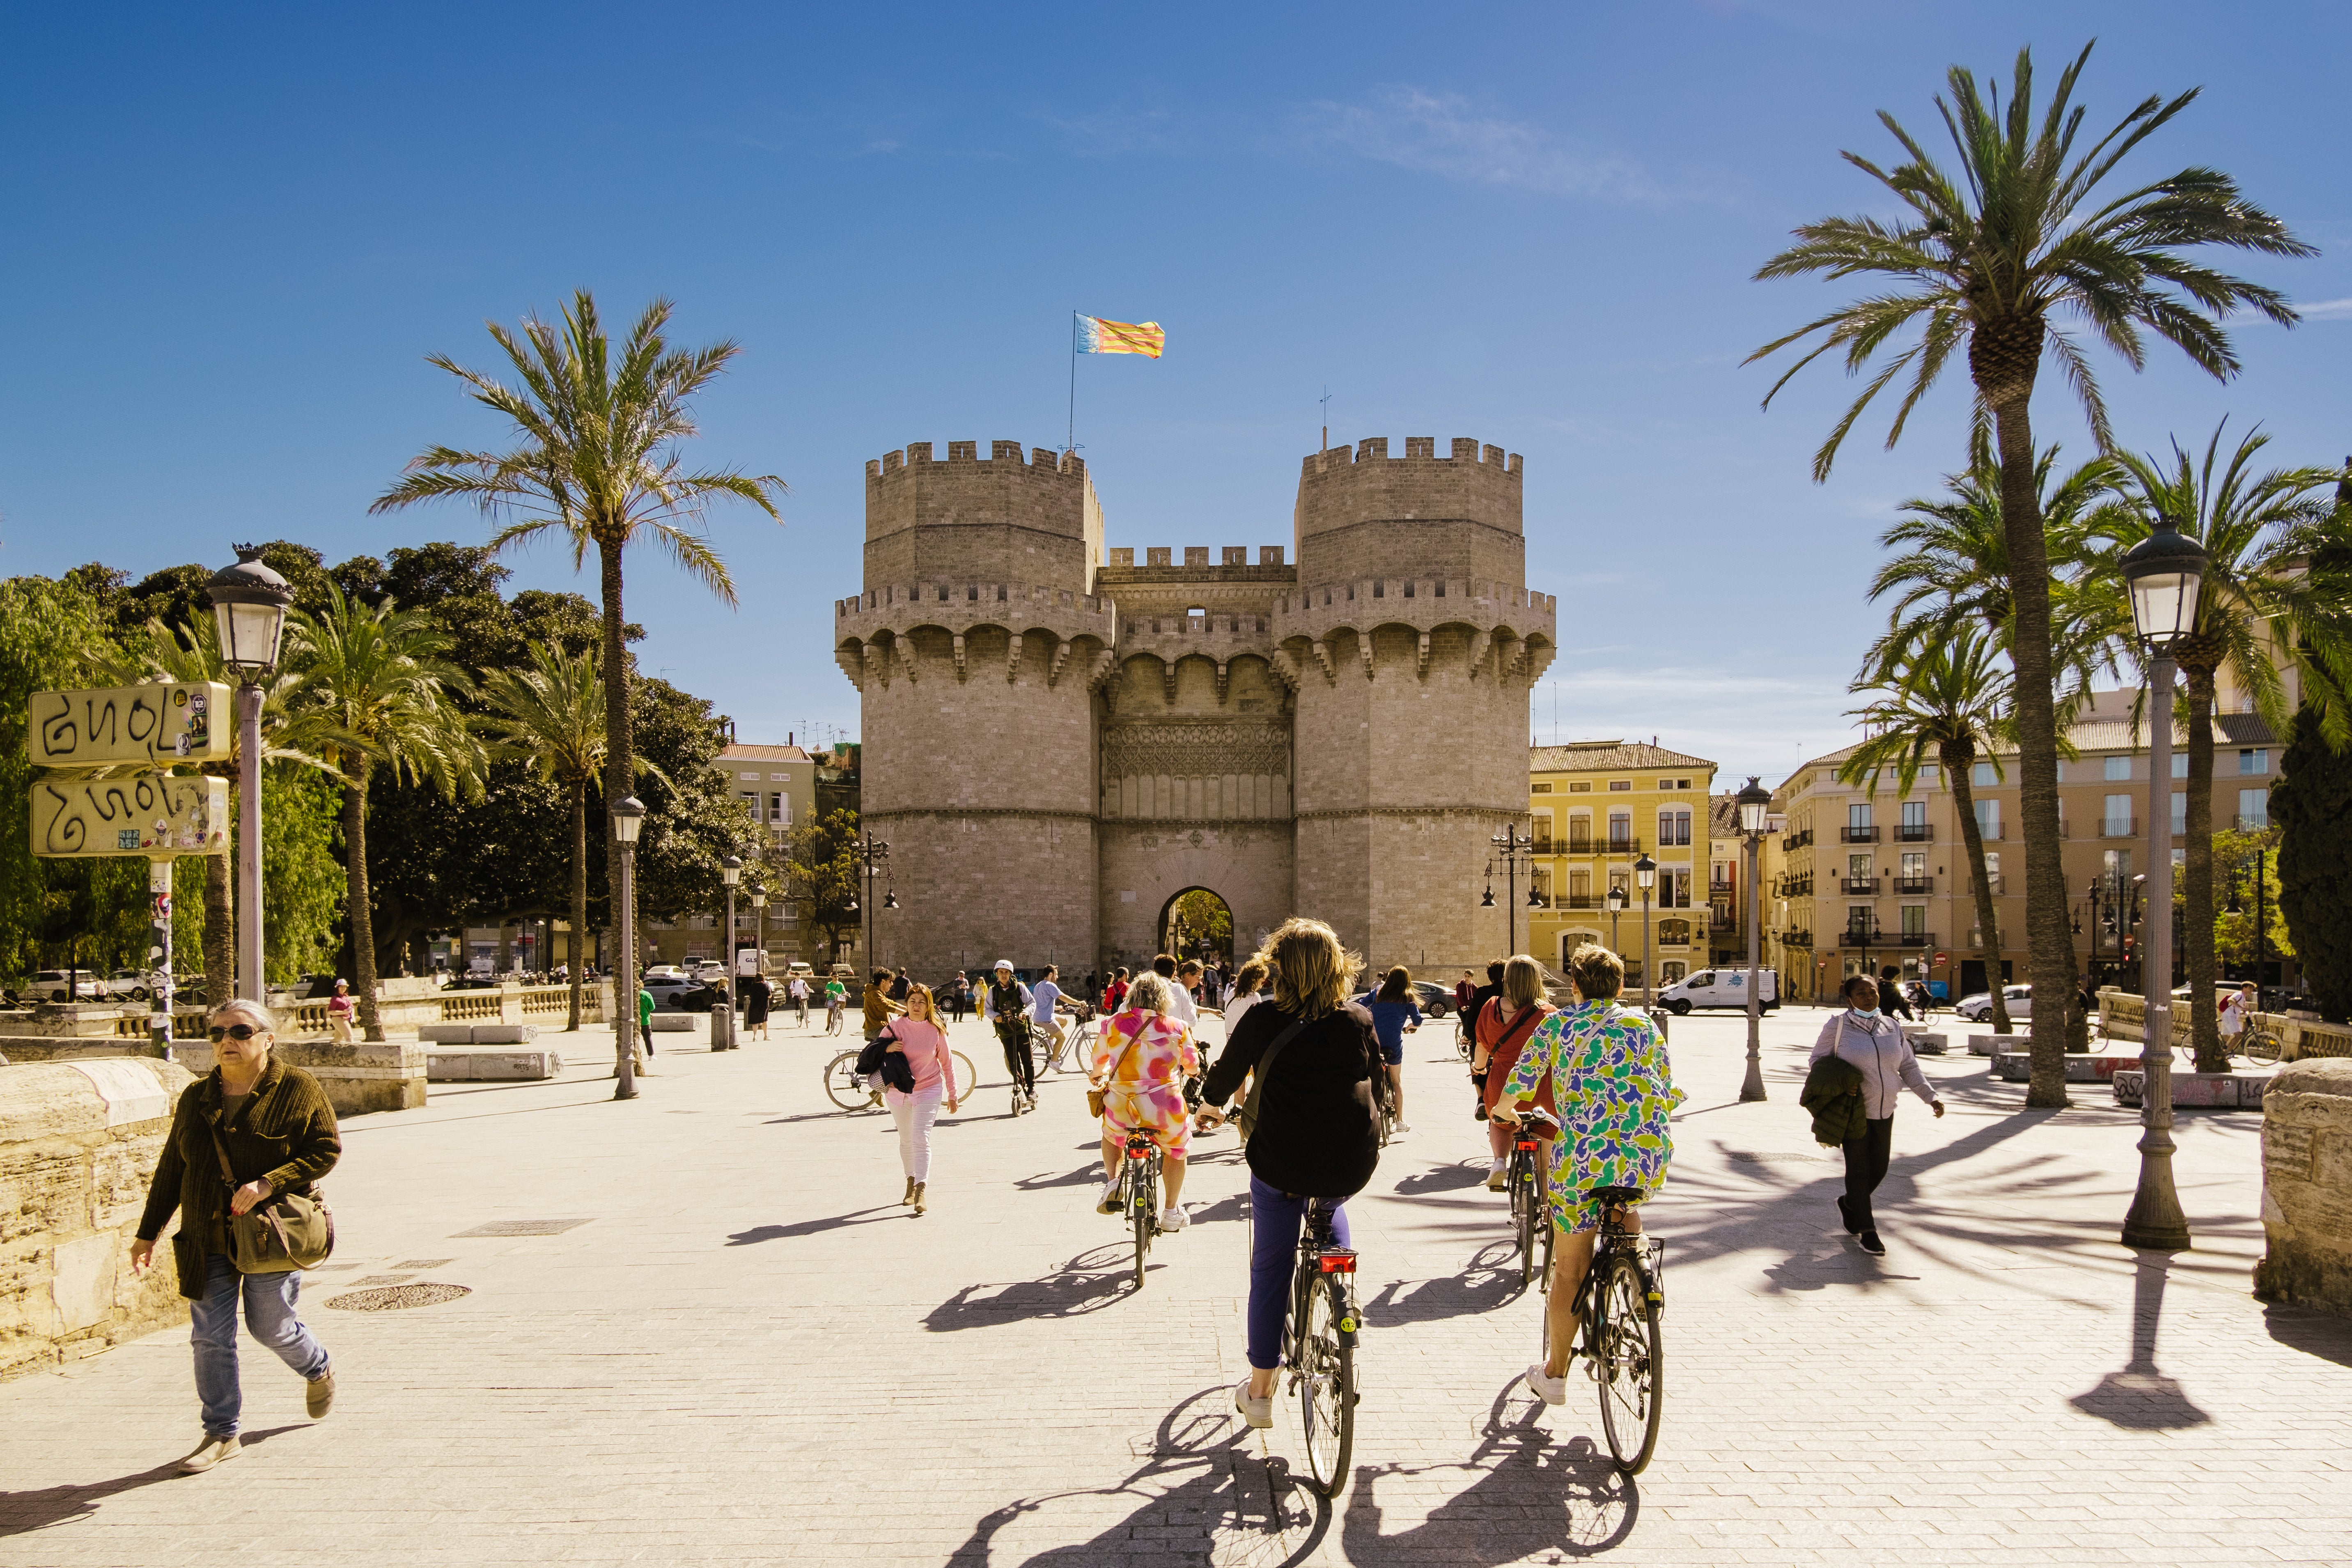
[4,2,2347,787]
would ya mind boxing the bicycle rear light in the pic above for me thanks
[1515,1139,1537,1152]
[1317,1249,1358,1273]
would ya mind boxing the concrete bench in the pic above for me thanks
[646,1014,698,1033]
[2113,1069,2272,1109]
[1908,1032,1949,1055]
[425,1048,563,1082]
[419,1022,539,1045]
[1992,1051,2141,1084]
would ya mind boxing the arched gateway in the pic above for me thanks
[833,434,1557,979]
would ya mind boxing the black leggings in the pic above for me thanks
[1842,1116,1895,1231]
[996,1021,1035,1093]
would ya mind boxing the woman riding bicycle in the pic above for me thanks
[1473,956,1557,1189]
[1194,917,1382,1431]
[1089,973,1200,1230]
[1492,943,1682,1408]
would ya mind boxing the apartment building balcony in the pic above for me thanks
[1840,928,1931,948]
[2233,813,2269,831]
[1839,876,1881,895]
[1891,931,1933,948]
[1895,824,1933,842]
[1781,876,1814,898]
[1893,876,1933,894]
[1840,825,1881,843]
[1782,929,1813,948]
[1559,835,1648,855]
[1560,894,1604,910]
[2100,817,2138,838]
[1783,829,1813,851]
[1708,907,1737,934]
[1976,824,2006,840]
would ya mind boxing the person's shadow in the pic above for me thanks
[2069,1250,2211,1430]
[0,1426,305,1536]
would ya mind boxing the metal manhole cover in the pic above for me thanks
[394,1258,454,1270]
[450,1219,594,1237]
[325,1283,471,1312]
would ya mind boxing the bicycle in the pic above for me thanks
[1505,1110,1555,1290]
[1044,1010,1097,1074]
[2239,1024,2285,1065]
[1532,1166,1666,1475]
[1280,1198,1361,1498]
[822,1047,977,1113]
[1117,1126,1163,1291]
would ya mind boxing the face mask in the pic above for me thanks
[1847,1006,1879,1024]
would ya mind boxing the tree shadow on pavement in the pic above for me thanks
[1341,1380,1637,1563]
[926,1244,1135,1331]
[0,1426,303,1537]
[946,1387,1325,1566]
[2069,1251,2211,1430]
[1362,1240,1522,1326]
[1391,1159,1492,1196]
[1014,1163,1103,1192]
[724,1208,898,1244]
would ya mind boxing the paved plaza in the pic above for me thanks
[4,1005,2349,1566]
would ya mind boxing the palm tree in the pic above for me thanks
[282,585,482,1040]
[89,616,342,1006]
[1749,42,2311,1107]
[1842,624,2020,1033]
[476,643,611,1031]
[369,291,780,1051]
[2097,425,2352,1070]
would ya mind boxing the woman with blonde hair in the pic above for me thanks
[1494,944,1683,1406]
[877,984,960,1215]
[1194,917,1383,1430]
[1471,955,1558,1190]
[1090,972,1201,1228]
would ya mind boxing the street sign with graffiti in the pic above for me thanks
[31,772,228,858]
[27,682,231,768]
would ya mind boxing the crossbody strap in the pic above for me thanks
[1237,1016,1313,1132]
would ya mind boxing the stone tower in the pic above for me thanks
[834,436,1554,978]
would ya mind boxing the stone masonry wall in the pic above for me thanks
[2,1058,194,1381]
[1294,438,1525,585]
[864,442,1102,592]
[2255,1058,2352,1317]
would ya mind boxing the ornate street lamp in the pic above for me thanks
[2119,512,2208,1252]
[1633,852,1658,1011]
[850,832,893,968]
[715,854,742,1051]
[750,887,767,973]
[611,795,646,1100]
[1736,776,1772,1102]
[1606,885,1627,957]
[1490,823,1535,956]
[207,547,292,1004]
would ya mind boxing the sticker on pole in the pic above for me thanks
[32,774,228,858]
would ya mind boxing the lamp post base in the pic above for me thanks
[1739,1061,1767,1102]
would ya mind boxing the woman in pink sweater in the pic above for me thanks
[881,985,960,1215]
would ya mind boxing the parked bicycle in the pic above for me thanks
[1281,1198,1361,1497]
[1117,1125,1163,1290]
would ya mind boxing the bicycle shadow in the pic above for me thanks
[1340,1381,1637,1562]
[925,1244,1135,1330]
[1361,1239,1522,1326]
[945,1387,1325,1566]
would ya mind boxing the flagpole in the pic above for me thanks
[1067,311,1079,452]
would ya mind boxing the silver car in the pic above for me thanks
[1956,983,2032,1022]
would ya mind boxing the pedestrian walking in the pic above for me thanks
[1360,965,1422,1134]
[877,984,961,1214]
[1472,956,1557,1189]
[1808,973,1945,1256]
[744,973,773,1040]
[1193,918,1382,1429]
[888,968,912,1004]
[1088,973,1200,1228]
[130,1000,339,1473]
[1220,960,1269,1056]
[1102,968,1130,1013]
[324,979,355,1044]
[863,969,903,1042]
[636,980,655,1068]
[949,972,971,1022]
[1167,957,1203,1031]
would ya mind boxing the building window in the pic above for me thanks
[2170,792,2185,836]
[1984,851,2000,891]
[1901,905,1926,937]
[1659,919,1691,947]
[1532,782,1553,793]
[1658,808,1692,846]
[1569,781,1592,792]
[1608,780,1631,792]
[2100,793,2134,835]
[2240,748,2269,776]
[2172,753,2188,779]
[2105,756,2132,782]
[1901,851,1925,879]
[1848,854,1872,879]
[1973,762,1998,787]
[1845,906,1874,937]
[1570,810,1592,847]
[1975,798,2000,838]
[1570,869,1591,902]
[1917,765,1939,787]
[1659,868,1693,908]
[2102,848,2130,885]
[1900,801,1927,836]
[1661,961,1687,982]
[1608,811,1632,849]
[2239,787,2269,829]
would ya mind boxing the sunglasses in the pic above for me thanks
[208,1024,263,1042]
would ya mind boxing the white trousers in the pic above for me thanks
[890,1082,945,1182]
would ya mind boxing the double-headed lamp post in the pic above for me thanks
[1634,852,1658,1010]
[1606,885,1627,955]
[611,796,646,1100]
[1736,776,1773,1102]
[715,854,742,1050]
[845,833,895,970]
[2120,512,2207,1252]
[1482,824,1541,957]
[208,547,294,1004]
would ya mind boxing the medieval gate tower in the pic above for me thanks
[833,436,1556,978]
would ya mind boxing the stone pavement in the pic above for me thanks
[3,1004,2349,1566]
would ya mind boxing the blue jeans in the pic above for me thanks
[1246,1176,1351,1371]
[190,1253,330,1436]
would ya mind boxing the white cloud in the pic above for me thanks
[2298,297,2352,320]
[1292,87,1682,205]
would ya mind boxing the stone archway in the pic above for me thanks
[1159,886,1234,965]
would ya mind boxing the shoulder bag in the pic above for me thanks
[209,1123,334,1274]
[1233,1017,1313,1144]
[1087,1019,1140,1118]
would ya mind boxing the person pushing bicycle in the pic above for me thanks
[1491,943,1682,1408]
[980,960,1037,1111]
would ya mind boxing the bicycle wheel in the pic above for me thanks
[1130,1159,1156,1290]
[1298,1274,1357,1497]
[2243,1028,2282,1065]
[949,1051,979,1106]
[1514,1159,1539,1288]
[1595,1250,1663,1474]
[1537,1202,1556,1294]
[823,1051,877,1113]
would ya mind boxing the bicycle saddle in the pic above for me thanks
[1590,1185,1642,1206]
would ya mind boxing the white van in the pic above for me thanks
[1658,967,1778,1015]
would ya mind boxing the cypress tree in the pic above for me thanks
[2274,708,2352,1022]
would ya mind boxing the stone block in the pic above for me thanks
[1992,1051,2140,1084]
[2111,1069,2270,1109]
[647,1014,697,1033]
[1968,1033,2018,1056]
[468,1023,537,1045]
[2255,1058,2352,1316]
[419,1022,477,1043]
[425,1049,562,1082]
[1909,1032,1948,1055]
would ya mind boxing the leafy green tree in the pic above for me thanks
[787,809,863,964]
[283,585,483,1038]
[627,675,760,925]
[1749,42,2310,1107]
[2207,826,2291,972]
[2099,425,2350,1068]
[259,765,348,984]
[1840,623,2022,1032]
[2274,708,2352,1022]
[0,575,117,981]
[370,291,781,1027]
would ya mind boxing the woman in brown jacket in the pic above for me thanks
[131,999,341,1473]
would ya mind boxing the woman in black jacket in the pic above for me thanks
[1195,917,1382,1430]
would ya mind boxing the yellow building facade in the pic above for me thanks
[1523,742,1716,988]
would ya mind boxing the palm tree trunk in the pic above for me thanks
[2182,665,2222,1070]
[1978,342,2070,1109]
[204,842,233,1009]
[343,764,385,1042]
[1945,740,2012,1033]
[568,776,586,1031]
[599,539,636,1056]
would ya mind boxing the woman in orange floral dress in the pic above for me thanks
[1089,972,1202,1231]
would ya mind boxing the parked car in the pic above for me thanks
[108,967,173,1001]
[27,969,112,1003]
[1957,983,2033,1022]
[688,960,730,985]
[644,964,688,983]
[1658,967,1780,1015]
[644,973,725,1012]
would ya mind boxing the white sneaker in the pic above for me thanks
[1392,1121,1411,1136]
[1096,1180,1122,1216]
[1233,1381,1274,1429]
[1526,1361,1567,1407]
[1485,1160,1508,1192]
[1159,1206,1189,1232]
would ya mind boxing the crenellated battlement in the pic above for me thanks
[866,440,1089,482]
[1299,436,1521,480]
[1293,435,1527,588]
[863,436,1105,596]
